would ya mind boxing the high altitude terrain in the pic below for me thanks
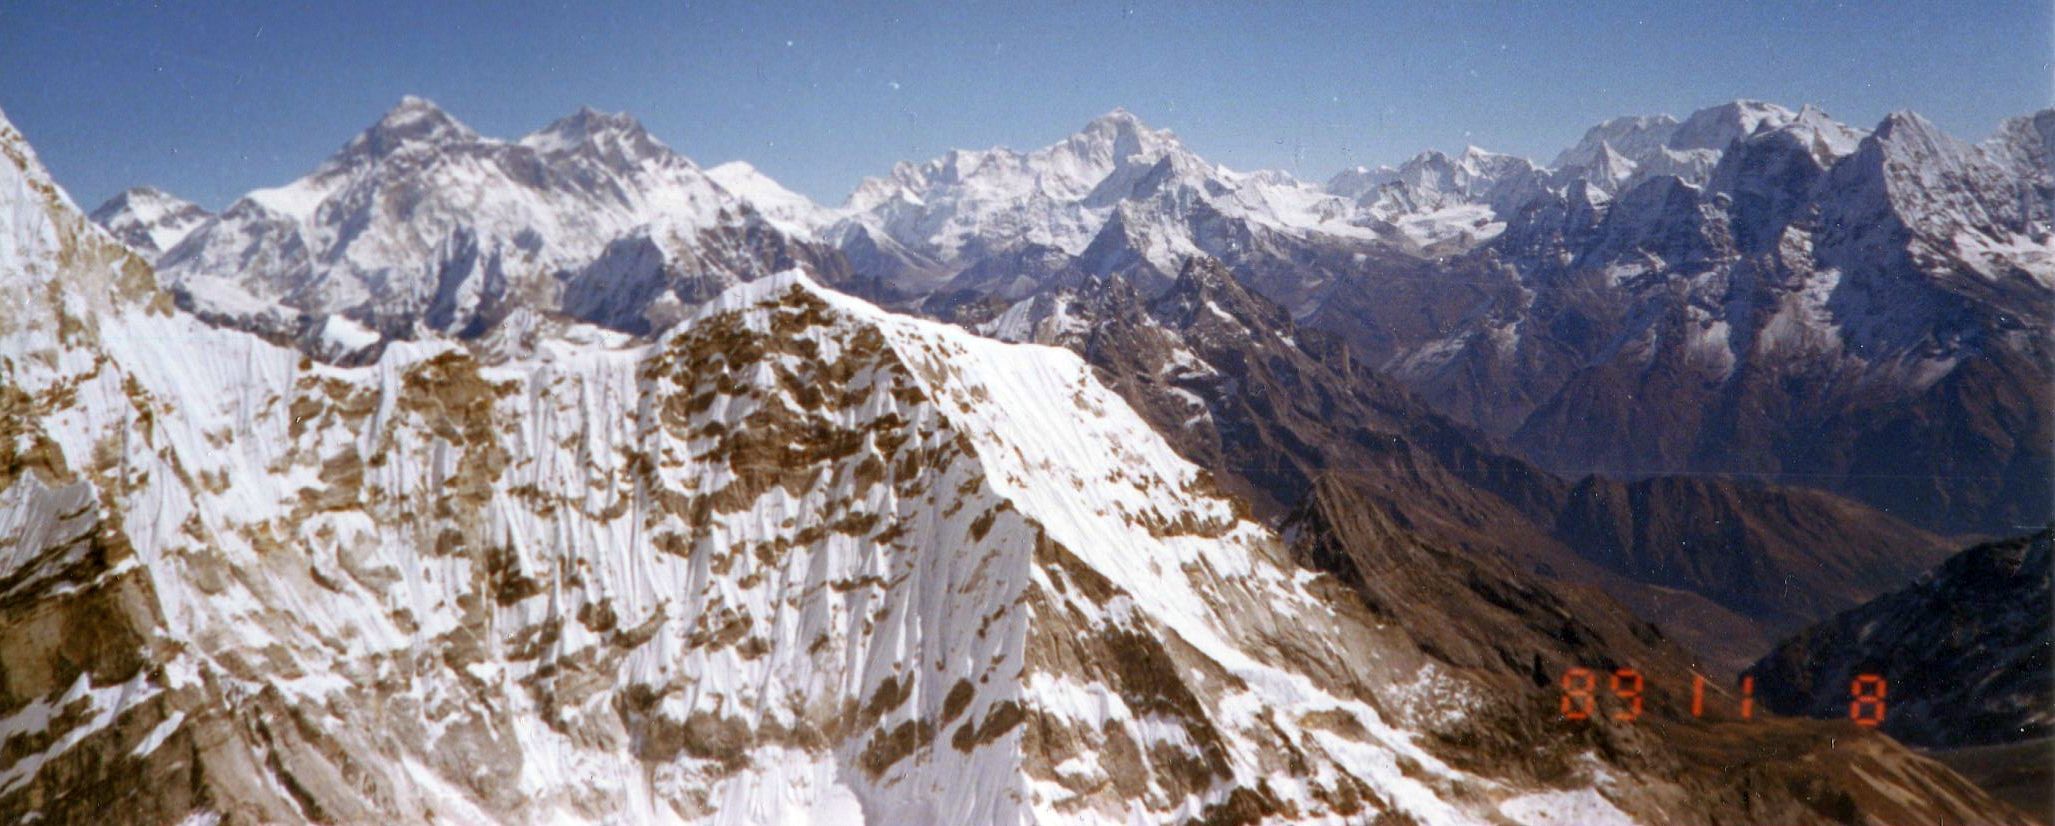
[12,93,2044,824]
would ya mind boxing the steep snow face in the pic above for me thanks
[1821,110,2055,290]
[147,98,833,342]
[88,186,212,257]
[0,266,1568,823]
[0,110,167,349]
[1987,109,2055,185]
[707,161,831,238]
[5,115,1632,821]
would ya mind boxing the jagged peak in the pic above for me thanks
[1873,108,1944,139]
[1170,254,1236,290]
[1083,106,1148,134]
[1405,148,1454,167]
[1596,112,1682,130]
[88,185,211,256]
[89,185,201,222]
[1159,255,1261,313]
[1987,108,2055,172]
[1848,110,1958,161]
[1758,104,1868,160]
[1143,254,1297,336]
[1565,177,1613,210]
[340,96,481,160]
[0,104,160,328]
[529,105,650,143]
[521,105,675,166]
[1069,107,1181,162]
[101,184,173,203]
[0,105,91,228]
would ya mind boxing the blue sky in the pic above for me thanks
[2,1,2047,211]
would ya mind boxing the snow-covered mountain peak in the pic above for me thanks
[706,160,830,236]
[339,95,483,161]
[1870,108,1952,148]
[89,183,180,213]
[1037,109,1193,192]
[1669,99,1797,152]
[1552,112,1680,168]
[1072,107,1178,161]
[1851,110,1993,196]
[1825,106,2054,284]
[1987,109,2055,194]
[1540,100,1821,197]
[88,185,212,257]
[1783,104,1869,160]
[1990,108,2055,160]
[520,105,674,169]
[1149,255,1273,326]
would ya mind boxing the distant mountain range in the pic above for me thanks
[98,97,2052,537]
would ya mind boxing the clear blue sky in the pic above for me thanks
[2,1,2047,211]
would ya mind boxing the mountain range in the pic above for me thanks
[100,97,2052,538]
[15,92,2046,823]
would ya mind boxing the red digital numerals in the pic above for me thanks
[1558,667,1597,720]
[1558,667,1642,722]
[1848,674,1887,727]
[1559,668,1886,725]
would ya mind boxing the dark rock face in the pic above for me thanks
[1550,474,1953,631]
[1281,472,1690,697]
[1745,529,2053,749]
